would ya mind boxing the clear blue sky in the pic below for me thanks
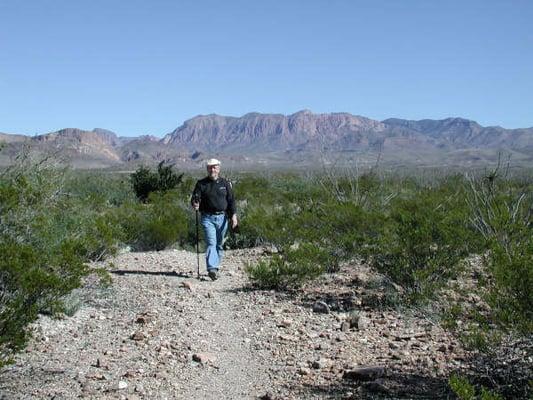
[1,0,532,136]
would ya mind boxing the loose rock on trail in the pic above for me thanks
[0,249,470,399]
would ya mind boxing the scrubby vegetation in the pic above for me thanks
[0,152,531,396]
[0,156,118,366]
[130,161,184,202]
[0,158,191,366]
[449,374,503,400]
[237,170,530,324]
[234,167,531,398]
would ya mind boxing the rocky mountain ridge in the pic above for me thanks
[1,111,532,168]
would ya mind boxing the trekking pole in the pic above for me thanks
[195,209,200,279]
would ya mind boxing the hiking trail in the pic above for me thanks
[0,249,470,399]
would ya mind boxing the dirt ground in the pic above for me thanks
[0,248,527,399]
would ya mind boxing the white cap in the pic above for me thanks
[206,158,221,166]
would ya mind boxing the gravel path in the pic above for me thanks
[0,249,274,400]
[0,248,478,400]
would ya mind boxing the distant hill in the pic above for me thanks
[0,132,27,143]
[1,111,532,169]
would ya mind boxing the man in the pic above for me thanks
[191,159,238,281]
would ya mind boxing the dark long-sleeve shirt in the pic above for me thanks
[191,177,236,216]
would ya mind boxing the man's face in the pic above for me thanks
[207,164,220,180]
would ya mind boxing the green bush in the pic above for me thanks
[367,182,481,303]
[449,374,476,400]
[246,243,328,289]
[465,172,532,334]
[130,161,183,202]
[485,233,533,334]
[116,190,189,251]
[0,157,118,366]
[63,170,136,207]
[449,374,503,400]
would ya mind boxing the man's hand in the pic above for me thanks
[192,201,199,211]
[231,214,238,229]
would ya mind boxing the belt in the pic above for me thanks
[203,211,226,215]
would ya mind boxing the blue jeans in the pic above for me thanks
[201,213,228,272]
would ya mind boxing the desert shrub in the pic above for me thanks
[241,172,391,287]
[116,190,189,251]
[318,170,384,207]
[63,170,135,207]
[242,173,392,288]
[365,179,481,303]
[322,201,386,263]
[485,233,533,334]
[0,238,88,347]
[120,163,188,250]
[0,156,121,366]
[449,374,503,400]
[449,374,477,400]
[226,175,290,248]
[130,165,157,202]
[466,172,533,334]
[130,161,183,202]
[245,243,328,289]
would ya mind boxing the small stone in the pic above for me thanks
[135,315,151,324]
[192,353,216,364]
[298,367,311,375]
[259,393,274,400]
[131,331,145,341]
[181,281,193,290]
[81,382,97,395]
[314,343,329,350]
[312,358,329,369]
[340,321,350,332]
[312,301,330,314]
[277,319,292,328]
[264,245,279,254]
[335,333,347,342]
[356,315,370,330]
[118,380,128,390]
[277,334,298,342]
[347,310,359,326]
[86,373,106,381]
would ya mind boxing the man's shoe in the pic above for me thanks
[208,270,219,281]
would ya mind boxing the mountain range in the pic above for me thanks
[1,111,532,169]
